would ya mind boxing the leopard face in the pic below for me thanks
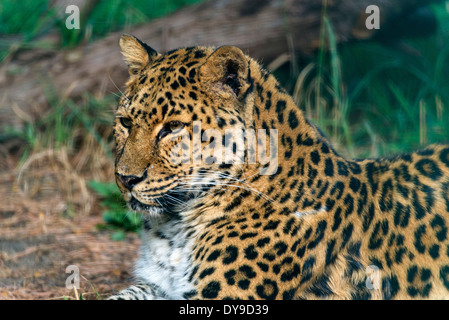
[111,35,449,300]
[114,36,255,218]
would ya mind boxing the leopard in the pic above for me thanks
[108,34,449,300]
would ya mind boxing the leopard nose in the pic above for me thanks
[116,170,147,190]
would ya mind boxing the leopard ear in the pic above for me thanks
[200,46,249,97]
[119,34,158,76]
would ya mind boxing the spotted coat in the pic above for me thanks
[108,35,449,300]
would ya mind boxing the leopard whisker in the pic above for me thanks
[178,172,268,200]
[162,194,186,206]
[178,181,273,202]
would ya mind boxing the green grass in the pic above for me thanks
[0,0,203,59]
[274,1,449,159]
[60,0,204,46]
[0,0,50,36]
[0,91,116,162]
[89,180,142,240]
[86,0,202,38]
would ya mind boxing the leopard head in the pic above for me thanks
[114,35,258,217]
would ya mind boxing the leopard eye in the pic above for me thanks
[168,120,184,133]
[157,121,185,140]
[120,117,132,129]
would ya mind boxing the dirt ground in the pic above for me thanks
[0,150,140,300]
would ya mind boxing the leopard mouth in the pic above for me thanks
[128,196,164,215]
[128,196,164,217]
[128,189,194,216]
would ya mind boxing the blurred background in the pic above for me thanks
[0,0,448,299]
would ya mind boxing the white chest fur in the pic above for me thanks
[134,217,196,299]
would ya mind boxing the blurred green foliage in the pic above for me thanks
[0,0,203,58]
[89,180,142,240]
[273,1,449,158]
